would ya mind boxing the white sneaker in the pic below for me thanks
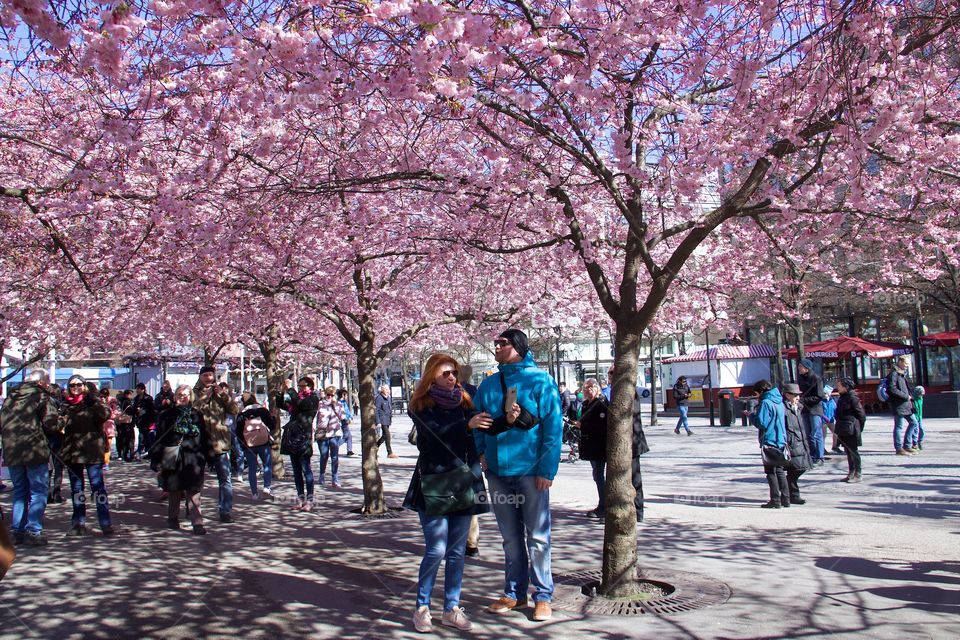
[441,606,472,631]
[413,606,432,633]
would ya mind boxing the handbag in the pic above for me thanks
[280,423,311,456]
[407,425,418,445]
[159,442,183,473]
[420,462,476,516]
[761,444,792,467]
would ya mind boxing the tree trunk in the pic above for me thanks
[258,325,286,480]
[773,324,785,386]
[599,320,642,598]
[357,335,387,514]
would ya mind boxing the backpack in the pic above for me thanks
[242,416,271,447]
[876,376,890,403]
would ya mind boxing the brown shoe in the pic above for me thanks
[532,601,552,621]
[487,596,527,614]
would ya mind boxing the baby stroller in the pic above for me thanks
[562,418,580,462]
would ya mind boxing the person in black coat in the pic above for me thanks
[673,376,693,435]
[782,384,812,506]
[834,377,867,482]
[151,384,209,535]
[132,383,156,461]
[574,378,608,518]
[277,377,320,511]
[403,354,491,633]
[796,358,826,465]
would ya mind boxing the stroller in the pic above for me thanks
[562,418,580,462]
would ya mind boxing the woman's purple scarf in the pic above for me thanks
[429,383,463,409]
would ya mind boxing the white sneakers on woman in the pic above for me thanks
[413,606,432,633]
[413,605,472,632]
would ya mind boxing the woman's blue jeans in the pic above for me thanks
[289,453,313,500]
[317,436,341,484]
[416,511,472,610]
[676,405,690,432]
[67,463,111,529]
[244,445,272,494]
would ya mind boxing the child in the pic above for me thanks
[911,386,925,451]
[822,384,841,455]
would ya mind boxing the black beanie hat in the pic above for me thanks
[499,328,529,358]
[198,365,216,375]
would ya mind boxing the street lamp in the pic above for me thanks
[705,327,715,427]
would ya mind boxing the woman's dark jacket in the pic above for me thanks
[578,396,608,461]
[59,394,110,465]
[236,404,276,450]
[798,370,826,417]
[132,392,156,429]
[673,382,691,406]
[835,391,867,447]
[784,401,812,472]
[276,389,319,455]
[151,407,209,493]
[403,404,490,516]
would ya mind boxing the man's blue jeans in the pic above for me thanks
[67,463,112,529]
[341,422,354,454]
[805,414,824,462]
[10,463,49,534]
[318,436,341,484]
[416,511,472,610]
[244,445,272,495]
[893,414,919,451]
[676,405,690,433]
[485,473,554,603]
[209,452,233,515]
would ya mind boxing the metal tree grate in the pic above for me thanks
[347,507,408,520]
[551,568,731,617]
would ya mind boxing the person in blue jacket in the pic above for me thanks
[750,379,788,509]
[473,328,562,623]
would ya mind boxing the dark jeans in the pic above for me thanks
[764,464,789,504]
[67,463,111,529]
[289,453,314,501]
[377,425,394,455]
[244,445,272,495]
[137,426,150,456]
[230,431,244,476]
[840,435,862,475]
[582,458,644,519]
[786,468,805,502]
[48,452,65,498]
[117,425,135,461]
[209,453,233,515]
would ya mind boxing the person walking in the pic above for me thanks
[59,376,114,536]
[796,358,826,466]
[316,386,345,488]
[220,382,244,482]
[375,384,397,459]
[193,366,239,523]
[154,379,175,416]
[236,392,275,500]
[782,383,812,506]
[886,355,920,455]
[131,383,156,462]
[834,377,867,482]
[336,389,355,457]
[152,385,209,534]
[473,328,562,622]
[574,378,608,518]
[404,354,491,633]
[0,369,60,546]
[750,379,789,509]
[911,386,925,451]
[46,383,65,504]
[99,388,119,468]
[116,390,135,462]
[278,376,320,511]
[672,376,693,435]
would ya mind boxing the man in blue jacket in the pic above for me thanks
[473,329,562,622]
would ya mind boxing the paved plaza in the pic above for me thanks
[1,413,958,639]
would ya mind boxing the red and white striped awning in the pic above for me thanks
[662,344,776,364]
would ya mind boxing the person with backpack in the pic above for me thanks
[750,379,789,509]
[886,356,920,455]
[236,392,275,501]
[672,376,693,436]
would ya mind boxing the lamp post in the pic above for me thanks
[705,327,715,427]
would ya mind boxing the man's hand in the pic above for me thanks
[505,403,521,425]
[535,477,552,491]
